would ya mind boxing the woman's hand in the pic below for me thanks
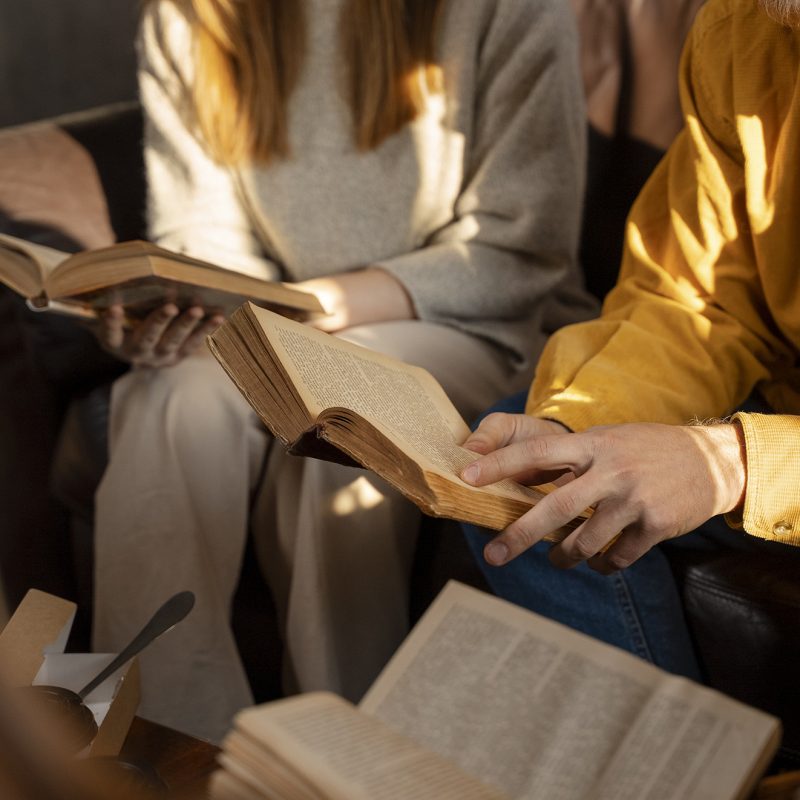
[461,414,747,574]
[294,267,415,333]
[97,303,224,367]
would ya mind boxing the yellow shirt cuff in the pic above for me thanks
[731,412,800,546]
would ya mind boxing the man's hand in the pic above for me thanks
[97,303,224,367]
[461,414,747,574]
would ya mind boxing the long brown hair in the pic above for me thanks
[169,0,445,164]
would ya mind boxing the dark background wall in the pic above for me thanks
[0,0,139,127]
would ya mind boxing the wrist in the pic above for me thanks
[362,267,415,323]
[297,268,415,333]
[700,423,748,514]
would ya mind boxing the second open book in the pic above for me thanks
[211,582,780,800]
[0,233,323,321]
[209,302,591,534]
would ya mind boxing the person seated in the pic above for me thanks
[89,0,595,741]
[461,0,800,681]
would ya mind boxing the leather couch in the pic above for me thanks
[1,103,799,771]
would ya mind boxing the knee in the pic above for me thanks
[108,355,254,445]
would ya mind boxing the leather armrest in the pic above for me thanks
[669,549,800,765]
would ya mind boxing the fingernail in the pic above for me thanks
[462,463,480,483]
[485,541,509,566]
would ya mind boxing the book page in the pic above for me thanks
[361,582,779,800]
[232,693,507,800]
[0,233,68,297]
[212,770,271,800]
[248,305,544,505]
[217,741,318,800]
[0,233,68,273]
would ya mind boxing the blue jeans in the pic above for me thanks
[462,392,780,683]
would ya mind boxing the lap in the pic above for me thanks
[107,347,259,436]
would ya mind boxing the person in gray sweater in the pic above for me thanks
[91,0,594,741]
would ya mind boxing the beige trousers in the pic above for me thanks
[94,320,529,742]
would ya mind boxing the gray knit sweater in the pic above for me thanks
[139,0,595,370]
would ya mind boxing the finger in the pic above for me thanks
[548,502,633,570]
[462,433,590,487]
[463,413,559,455]
[100,305,126,351]
[483,474,602,566]
[509,467,571,487]
[128,304,179,359]
[587,526,663,575]
[464,450,571,486]
[180,314,225,355]
[154,306,204,356]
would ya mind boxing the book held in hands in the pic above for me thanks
[0,233,324,321]
[211,581,781,800]
[208,302,592,534]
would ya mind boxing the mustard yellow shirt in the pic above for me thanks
[528,0,800,545]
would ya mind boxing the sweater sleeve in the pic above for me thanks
[376,0,593,370]
[527,6,790,429]
[137,2,280,281]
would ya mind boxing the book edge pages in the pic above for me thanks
[231,694,374,800]
[49,243,323,314]
[207,321,313,448]
[231,692,508,800]
[0,234,62,297]
[315,408,580,535]
[424,470,586,538]
[316,410,584,535]
[315,409,438,509]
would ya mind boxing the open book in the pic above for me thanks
[208,302,590,534]
[212,582,781,800]
[0,233,324,321]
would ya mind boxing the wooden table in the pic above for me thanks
[120,717,220,798]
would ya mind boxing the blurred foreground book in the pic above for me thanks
[0,233,323,321]
[209,303,590,535]
[212,581,780,800]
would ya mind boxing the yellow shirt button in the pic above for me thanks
[773,521,794,536]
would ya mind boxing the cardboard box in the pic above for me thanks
[0,589,140,756]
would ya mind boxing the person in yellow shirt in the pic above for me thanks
[461,0,800,677]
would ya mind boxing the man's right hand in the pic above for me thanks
[97,303,224,367]
[460,413,747,574]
